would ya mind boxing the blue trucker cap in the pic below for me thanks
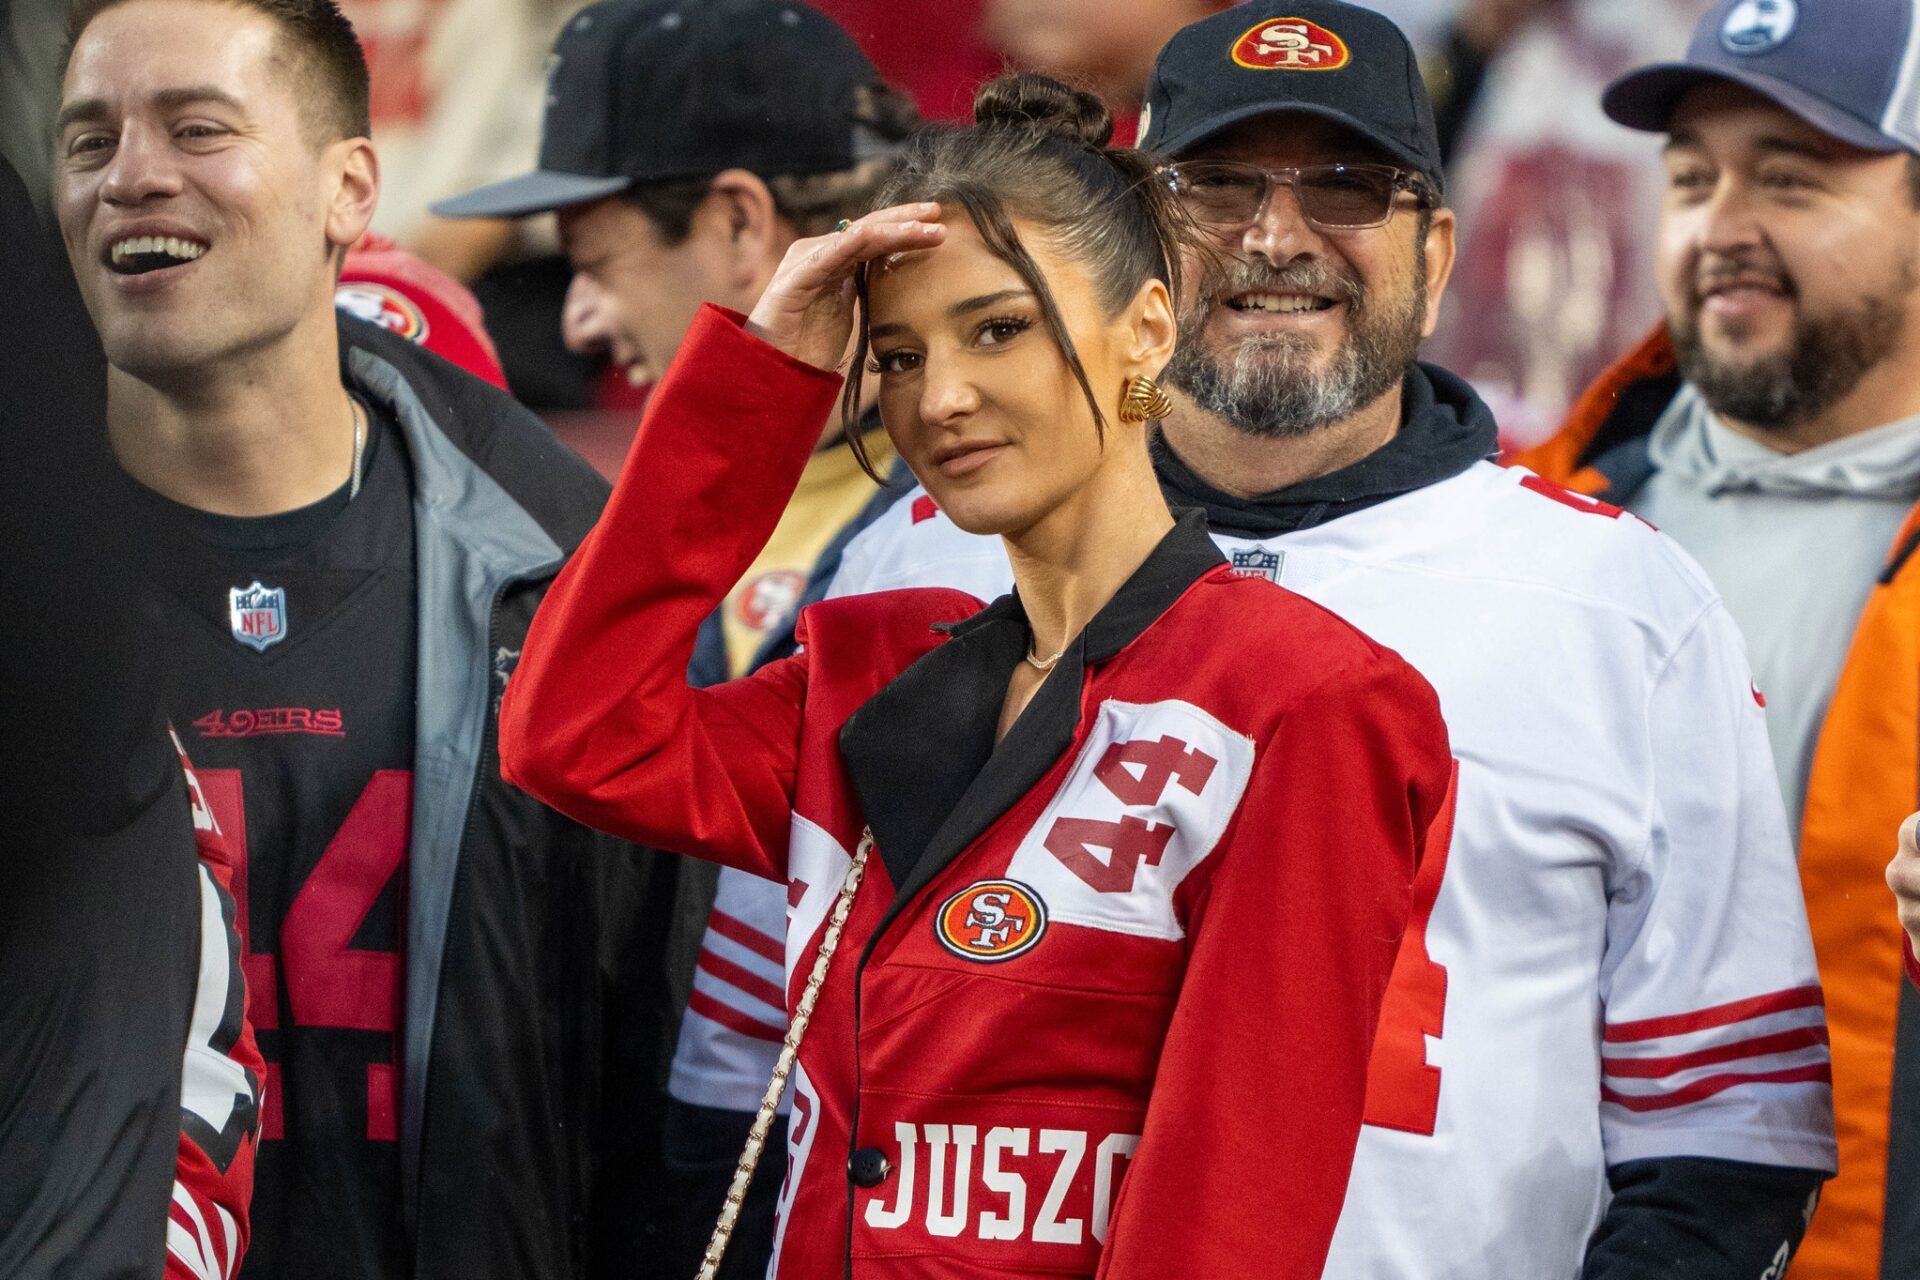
[1604,0,1920,153]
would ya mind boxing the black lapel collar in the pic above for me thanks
[880,636,1085,913]
[838,595,1023,893]
[839,509,1224,913]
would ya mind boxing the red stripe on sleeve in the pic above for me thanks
[687,989,785,1043]
[1601,1025,1829,1079]
[696,946,787,1011]
[707,909,785,965]
[1601,1063,1833,1113]
[1603,985,1825,1043]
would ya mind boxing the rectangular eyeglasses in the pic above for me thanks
[1159,161,1437,234]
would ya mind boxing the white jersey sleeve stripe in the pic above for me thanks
[695,943,786,1011]
[685,989,785,1043]
[708,907,785,964]
[699,926,785,981]
[1603,984,1825,1042]
[1602,1063,1834,1114]
[689,958,785,1026]
[1601,1002,1827,1059]
[1603,1025,1829,1080]
[1604,1033,1833,1098]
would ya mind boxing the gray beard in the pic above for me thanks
[1673,278,1912,432]
[1164,257,1427,439]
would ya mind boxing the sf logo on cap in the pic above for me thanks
[936,881,1047,962]
[1231,17,1351,71]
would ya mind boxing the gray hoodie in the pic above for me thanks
[1635,383,1920,834]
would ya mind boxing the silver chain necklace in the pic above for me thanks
[347,395,367,500]
[1024,641,1066,672]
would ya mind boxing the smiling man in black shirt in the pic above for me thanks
[123,386,421,1276]
[52,1,679,1276]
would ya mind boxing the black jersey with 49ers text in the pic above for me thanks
[128,403,416,1280]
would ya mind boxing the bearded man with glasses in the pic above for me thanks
[825,3,1836,1276]
[1157,155,1438,443]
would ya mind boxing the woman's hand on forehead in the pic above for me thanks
[747,203,946,372]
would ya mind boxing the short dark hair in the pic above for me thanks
[623,81,921,244]
[65,0,371,143]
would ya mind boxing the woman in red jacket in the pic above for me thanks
[501,75,1453,1280]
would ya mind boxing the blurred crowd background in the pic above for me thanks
[0,0,1715,459]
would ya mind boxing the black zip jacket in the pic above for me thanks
[339,316,680,1280]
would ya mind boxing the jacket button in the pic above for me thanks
[848,1146,892,1188]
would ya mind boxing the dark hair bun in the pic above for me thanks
[972,72,1114,149]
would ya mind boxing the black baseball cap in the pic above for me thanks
[434,0,896,219]
[1603,0,1920,154]
[1138,1,1444,192]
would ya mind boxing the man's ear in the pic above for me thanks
[697,169,788,300]
[1419,206,1457,339]
[325,137,379,254]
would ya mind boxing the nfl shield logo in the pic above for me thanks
[1229,547,1283,582]
[229,581,287,652]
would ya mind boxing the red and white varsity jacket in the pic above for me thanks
[500,306,1455,1279]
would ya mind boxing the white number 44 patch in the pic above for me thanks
[1007,699,1254,941]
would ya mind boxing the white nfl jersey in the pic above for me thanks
[784,461,1833,1278]
[669,863,794,1114]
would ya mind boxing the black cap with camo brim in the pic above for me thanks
[432,0,887,222]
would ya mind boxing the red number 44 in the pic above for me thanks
[192,769,412,1143]
[1044,735,1219,895]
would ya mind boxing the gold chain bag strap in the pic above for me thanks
[696,829,874,1280]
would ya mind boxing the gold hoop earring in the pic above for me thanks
[1118,374,1173,423]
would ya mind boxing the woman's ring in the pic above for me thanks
[833,219,852,233]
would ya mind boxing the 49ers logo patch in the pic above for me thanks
[335,281,429,343]
[1231,17,1351,71]
[936,881,1047,962]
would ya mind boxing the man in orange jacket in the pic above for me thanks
[1512,2,1920,1274]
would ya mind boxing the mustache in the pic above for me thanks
[1193,259,1364,310]
[1692,253,1795,305]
